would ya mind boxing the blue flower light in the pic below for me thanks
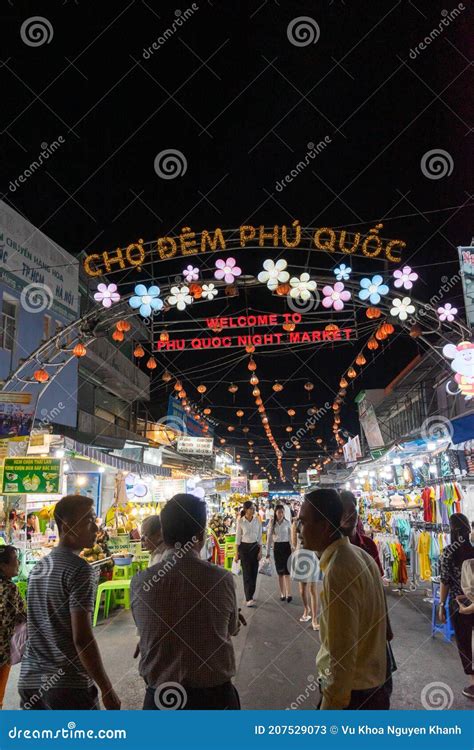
[334,263,351,281]
[358,275,389,305]
[129,284,163,318]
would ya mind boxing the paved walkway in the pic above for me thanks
[4,573,471,710]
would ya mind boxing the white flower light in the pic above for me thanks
[289,272,317,300]
[258,259,290,291]
[167,285,193,311]
[390,296,415,321]
[201,283,218,300]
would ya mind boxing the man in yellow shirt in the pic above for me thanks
[299,489,391,710]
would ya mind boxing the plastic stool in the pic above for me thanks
[112,563,134,580]
[431,581,454,642]
[93,580,131,626]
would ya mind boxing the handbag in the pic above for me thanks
[258,557,272,576]
[10,621,28,665]
[231,559,241,576]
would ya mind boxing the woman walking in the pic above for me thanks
[266,504,293,601]
[439,513,474,700]
[0,546,26,709]
[235,501,262,607]
[291,519,320,630]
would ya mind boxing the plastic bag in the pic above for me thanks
[10,621,28,665]
[461,559,474,601]
[259,557,272,576]
[231,559,241,576]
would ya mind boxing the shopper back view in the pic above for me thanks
[19,495,120,710]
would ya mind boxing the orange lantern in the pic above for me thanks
[347,367,357,378]
[219,438,226,444]
[367,337,379,350]
[178,389,186,399]
[304,382,314,392]
[250,375,259,385]
[210,324,223,333]
[410,323,422,338]
[189,284,202,299]
[339,377,348,388]
[382,321,394,335]
[252,387,260,397]
[225,285,238,297]
[325,324,339,332]
[133,344,145,358]
[282,322,296,332]
[242,426,249,433]
[286,426,293,432]
[258,405,265,413]
[174,381,182,391]
[227,425,235,432]
[287,408,296,417]
[276,282,290,296]
[203,407,211,415]
[236,409,244,418]
[73,343,87,358]
[146,356,157,370]
[248,357,257,372]
[162,369,172,382]
[33,368,49,383]
[197,384,207,394]
[255,397,263,406]
[272,382,283,392]
[116,320,131,332]
[160,330,170,342]
[228,383,238,394]
[355,353,366,366]
[245,344,255,354]
[366,307,381,319]
[248,440,254,446]
[112,330,124,342]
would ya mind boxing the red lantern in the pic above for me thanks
[73,343,87,358]
[116,320,131,332]
[112,330,124,342]
[366,307,381,319]
[146,356,157,369]
[160,330,170,342]
[34,368,49,383]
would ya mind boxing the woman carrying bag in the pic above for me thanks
[0,546,26,709]
[235,501,262,607]
[266,504,293,602]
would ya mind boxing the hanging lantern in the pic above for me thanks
[366,307,381,319]
[367,337,379,350]
[355,353,366,366]
[245,344,255,354]
[339,377,348,388]
[316,438,323,444]
[116,320,131,332]
[375,328,386,341]
[286,426,293,432]
[242,426,249,433]
[203,407,211,415]
[33,368,49,383]
[227,425,235,432]
[112,330,124,342]
[189,284,202,299]
[178,389,186,399]
[325,324,339,332]
[248,357,257,371]
[73,343,87,358]
[250,374,259,385]
[174,380,182,391]
[236,409,244,418]
[255,397,263,405]
[382,321,394,335]
[333,402,340,411]
[262,416,268,423]
[287,408,296,417]
[184,405,191,413]
[276,282,290,296]
[134,344,145,358]
[258,405,265,413]
[210,324,223,333]
[248,440,254,446]
[220,438,226,444]
[410,323,422,338]
[252,387,261,398]
[146,356,157,370]
[347,367,357,378]
[304,381,314,392]
[162,369,172,382]
[225,284,238,297]
[272,382,283,392]
[197,384,207,394]
[282,322,296,332]
[159,330,170,343]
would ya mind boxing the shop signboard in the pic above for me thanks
[215,478,231,492]
[0,392,36,438]
[298,471,309,486]
[458,246,474,329]
[2,457,61,494]
[356,393,384,449]
[230,475,248,493]
[249,478,269,493]
[168,396,215,438]
[343,435,362,465]
[176,436,214,456]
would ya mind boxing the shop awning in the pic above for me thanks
[64,438,171,477]
[450,412,474,445]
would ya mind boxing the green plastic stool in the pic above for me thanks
[93,580,131,626]
[16,580,28,602]
[112,564,134,580]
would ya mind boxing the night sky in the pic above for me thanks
[2,0,472,484]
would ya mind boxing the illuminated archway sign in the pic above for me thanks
[82,221,407,276]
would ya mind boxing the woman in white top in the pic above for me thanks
[235,501,262,607]
[266,504,293,602]
[291,518,320,630]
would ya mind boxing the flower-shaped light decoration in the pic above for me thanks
[167,285,193,311]
[322,282,351,311]
[289,272,317,300]
[214,257,242,284]
[390,297,415,321]
[258,259,290,291]
[393,265,418,290]
[334,263,351,282]
[359,275,389,305]
[201,283,218,301]
[94,283,120,308]
[129,284,163,318]
[183,265,199,283]
[437,303,458,322]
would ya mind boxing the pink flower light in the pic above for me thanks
[393,265,418,290]
[94,283,120,308]
[437,303,458,322]
[214,257,242,284]
[322,282,351,311]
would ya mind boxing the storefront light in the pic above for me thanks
[98,466,105,473]
[414,459,423,468]
[63,462,70,472]
[429,464,438,476]
[55,449,65,458]
[76,475,87,487]
[393,458,401,465]
[369,471,375,477]
[427,442,437,452]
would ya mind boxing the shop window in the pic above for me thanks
[0,298,17,351]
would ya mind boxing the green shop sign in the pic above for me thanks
[2,457,62,494]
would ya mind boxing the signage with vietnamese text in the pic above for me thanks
[458,246,474,329]
[177,436,214,456]
[343,435,362,465]
[2,457,62,494]
[249,478,269,493]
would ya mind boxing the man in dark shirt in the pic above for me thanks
[132,494,241,710]
[19,495,120,710]
[340,490,384,575]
